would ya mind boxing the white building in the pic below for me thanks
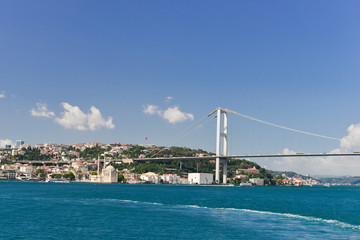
[91,165,118,183]
[160,174,180,184]
[102,165,118,183]
[140,172,159,183]
[20,165,33,178]
[249,178,264,186]
[180,178,189,184]
[188,173,213,185]
[122,158,133,163]
[20,165,33,174]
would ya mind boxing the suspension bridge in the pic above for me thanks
[135,107,360,184]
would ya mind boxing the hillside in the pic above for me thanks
[267,170,314,180]
[318,176,360,185]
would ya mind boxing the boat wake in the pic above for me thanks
[109,199,164,206]
[111,199,360,231]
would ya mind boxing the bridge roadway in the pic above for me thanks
[14,153,360,165]
[133,153,360,162]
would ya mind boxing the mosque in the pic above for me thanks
[91,161,118,183]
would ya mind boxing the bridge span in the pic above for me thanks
[133,153,360,162]
[14,152,360,164]
[12,107,360,184]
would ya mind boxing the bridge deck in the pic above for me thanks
[14,153,360,164]
[134,153,360,162]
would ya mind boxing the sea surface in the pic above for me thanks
[1,181,360,239]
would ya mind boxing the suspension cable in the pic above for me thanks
[148,113,211,158]
[226,109,340,141]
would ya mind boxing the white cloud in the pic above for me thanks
[55,102,114,131]
[338,123,360,152]
[282,148,296,155]
[87,106,115,131]
[143,104,160,115]
[162,107,194,124]
[0,139,14,148]
[165,96,173,103]
[266,124,360,176]
[268,154,360,176]
[31,102,55,118]
[0,91,5,98]
[55,103,87,130]
[143,104,194,124]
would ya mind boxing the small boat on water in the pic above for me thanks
[45,178,70,183]
[324,183,331,187]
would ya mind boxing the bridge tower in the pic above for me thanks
[214,108,228,184]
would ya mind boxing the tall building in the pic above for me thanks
[16,140,25,148]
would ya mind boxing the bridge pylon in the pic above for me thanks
[210,107,229,184]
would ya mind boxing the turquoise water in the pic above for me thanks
[1,182,360,239]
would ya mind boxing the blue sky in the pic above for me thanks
[1,0,360,175]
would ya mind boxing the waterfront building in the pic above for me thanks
[3,169,16,179]
[160,174,180,184]
[249,178,264,186]
[140,172,159,183]
[0,170,6,180]
[188,173,213,185]
[123,173,140,180]
[102,165,118,183]
[293,177,303,186]
[20,164,33,175]
[281,179,292,185]
[180,178,189,184]
[90,165,118,183]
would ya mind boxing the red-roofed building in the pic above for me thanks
[235,167,260,174]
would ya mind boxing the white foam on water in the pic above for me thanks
[235,208,360,229]
[109,199,164,206]
[172,204,360,231]
[183,205,208,209]
[98,199,360,231]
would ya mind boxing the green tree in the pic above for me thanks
[51,174,62,179]
[35,168,46,179]
[63,171,75,181]
[273,175,285,185]
[118,174,125,183]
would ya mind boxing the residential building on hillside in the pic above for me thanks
[235,167,260,174]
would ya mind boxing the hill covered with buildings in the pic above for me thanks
[0,142,320,186]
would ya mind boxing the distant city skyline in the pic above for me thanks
[1,0,360,175]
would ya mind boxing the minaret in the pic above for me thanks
[97,155,100,182]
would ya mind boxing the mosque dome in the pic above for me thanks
[105,165,116,172]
